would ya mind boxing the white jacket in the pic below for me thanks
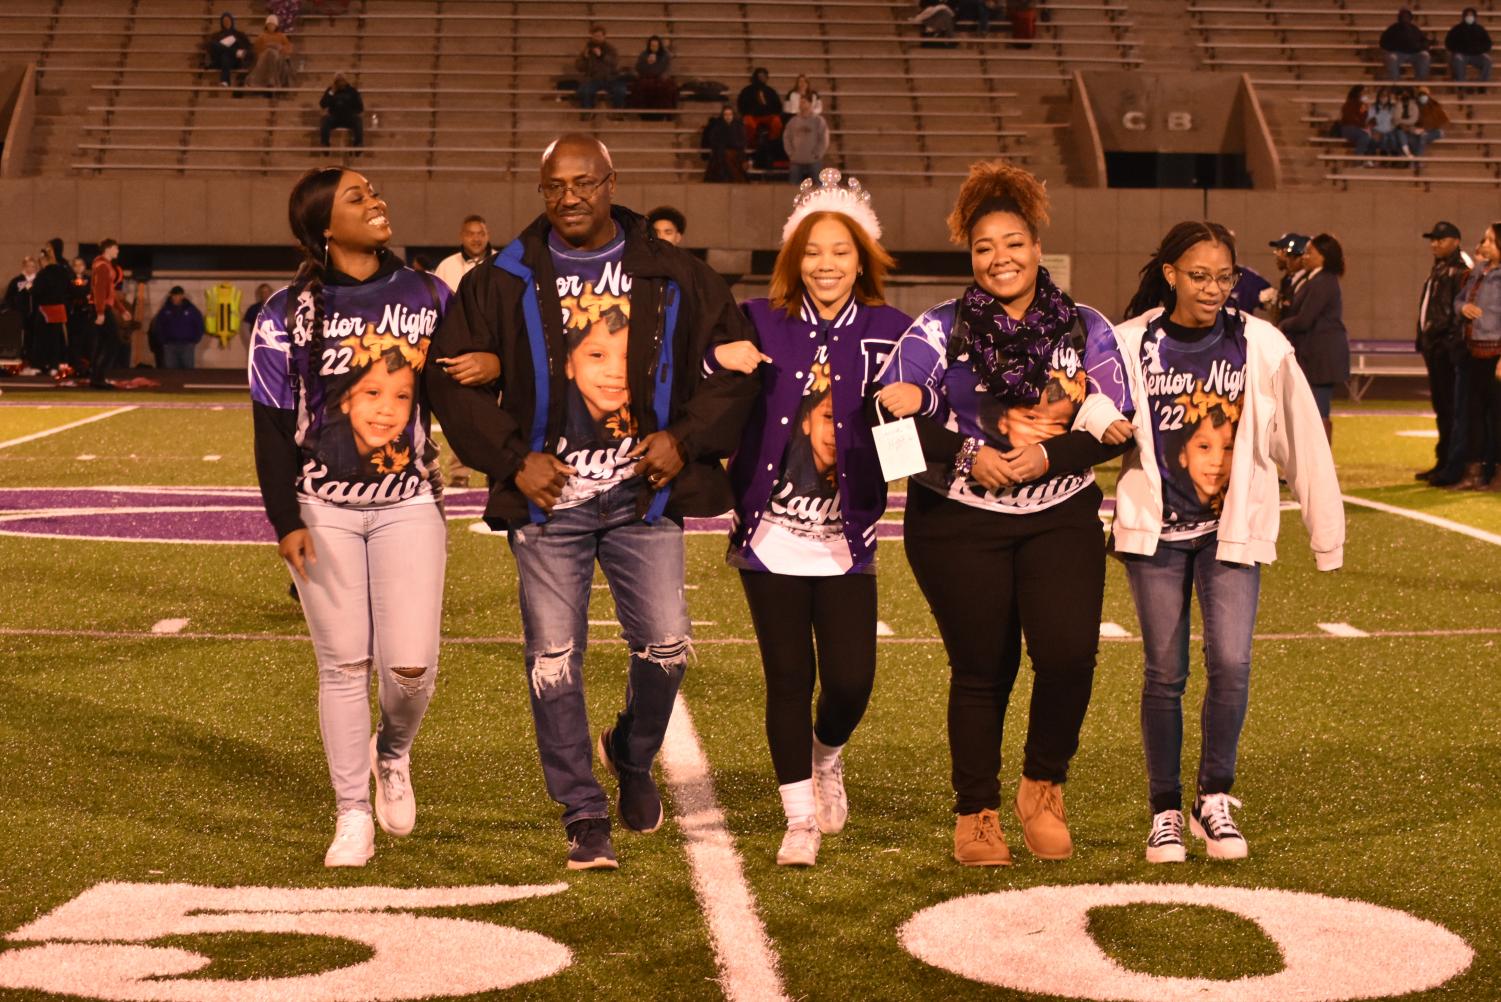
[1098,307,1344,571]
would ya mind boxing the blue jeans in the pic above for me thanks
[1450,51,1493,81]
[789,162,821,186]
[1338,124,1374,156]
[507,479,692,826]
[577,77,627,109]
[1410,127,1443,155]
[161,341,197,369]
[1123,534,1261,814]
[1385,50,1432,80]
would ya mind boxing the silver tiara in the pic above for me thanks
[782,167,883,243]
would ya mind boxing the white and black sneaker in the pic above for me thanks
[1191,793,1249,860]
[1146,809,1187,864]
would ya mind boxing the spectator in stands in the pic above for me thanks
[434,215,494,293]
[206,13,252,88]
[1380,7,1432,81]
[702,104,748,182]
[1335,85,1376,157]
[1009,0,1039,45]
[630,35,677,112]
[267,0,302,33]
[245,14,294,93]
[1400,86,1449,155]
[738,68,784,147]
[66,256,93,375]
[576,24,626,110]
[149,286,205,370]
[319,73,364,147]
[912,2,958,43]
[954,0,995,34]
[4,255,38,373]
[89,239,129,390]
[243,282,273,336]
[1445,8,1492,82]
[1449,222,1501,490]
[1416,222,1473,485]
[1367,87,1404,156]
[647,206,687,245]
[783,100,830,187]
[1279,233,1350,441]
[784,74,823,117]
[33,239,71,377]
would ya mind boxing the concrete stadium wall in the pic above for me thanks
[0,177,1483,341]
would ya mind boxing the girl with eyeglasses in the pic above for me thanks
[1114,221,1344,864]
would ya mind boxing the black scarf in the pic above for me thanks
[948,266,1078,406]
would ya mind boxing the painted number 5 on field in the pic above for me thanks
[0,882,573,1001]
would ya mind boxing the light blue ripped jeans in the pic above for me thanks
[292,498,447,813]
[507,478,692,826]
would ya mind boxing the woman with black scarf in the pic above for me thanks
[874,161,1134,867]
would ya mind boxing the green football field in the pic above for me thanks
[0,391,1497,1001]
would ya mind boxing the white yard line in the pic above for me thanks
[1317,622,1369,638]
[150,618,190,635]
[1341,494,1501,547]
[0,406,136,450]
[658,692,789,1002]
[1099,622,1132,639]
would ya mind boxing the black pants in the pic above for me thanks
[321,114,364,147]
[739,569,877,786]
[31,321,67,373]
[1422,342,1459,467]
[1463,352,1501,470]
[904,483,1105,814]
[89,313,124,387]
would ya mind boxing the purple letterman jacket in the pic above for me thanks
[728,294,912,574]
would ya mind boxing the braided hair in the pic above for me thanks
[945,160,1050,246]
[1123,221,1237,321]
[286,166,346,341]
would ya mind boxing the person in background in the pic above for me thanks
[89,239,129,390]
[737,67,784,147]
[646,206,687,246]
[576,24,625,110]
[1406,86,1449,155]
[244,14,294,93]
[1380,7,1432,80]
[243,282,274,337]
[1416,222,1474,485]
[33,239,72,377]
[319,73,364,148]
[66,256,94,376]
[630,35,676,111]
[1334,85,1376,158]
[150,286,206,369]
[4,255,39,373]
[1115,221,1343,864]
[702,104,748,182]
[782,100,830,187]
[784,74,823,117]
[205,12,251,88]
[1278,233,1350,442]
[434,215,495,293]
[1258,233,1309,323]
[723,173,910,867]
[1445,7,1492,82]
[1449,221,1501,490]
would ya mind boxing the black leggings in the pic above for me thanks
[739,570,878,786]
[904,483,1105,814]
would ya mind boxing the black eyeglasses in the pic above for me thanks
[538,172,614,203]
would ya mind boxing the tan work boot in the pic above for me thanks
[953,808,1012,866]
[1014,776,1073,860]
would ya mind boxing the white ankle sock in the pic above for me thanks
[779,779,816,826]
[812,735,843,771]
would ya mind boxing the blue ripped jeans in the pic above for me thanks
[1122,533,1261,816]
[507,479,692,826]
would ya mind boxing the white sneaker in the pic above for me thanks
[776,820,821,866]
[324,808,375,867]
[1191,793,1249,860]
[812,747,848,835]
[1145,809,1187,864]
[370,733,415,837]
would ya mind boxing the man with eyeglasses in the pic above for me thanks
[426,134,759,871]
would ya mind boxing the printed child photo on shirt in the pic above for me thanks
[554,264,639,505]
[764,355,842,538]
[977,365,1087,453]
[1164,392,1240,518]
[318,326,428,481]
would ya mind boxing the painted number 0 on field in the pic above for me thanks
[0,882,573,1002]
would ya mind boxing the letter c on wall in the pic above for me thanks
[1122,110,1148,131]
[900,883,1472,1001]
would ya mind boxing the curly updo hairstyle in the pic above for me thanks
[945,160,1051,246]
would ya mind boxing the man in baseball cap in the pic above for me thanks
[1416,221,1473,485]
[1262,233,1312,321]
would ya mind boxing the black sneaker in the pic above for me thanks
[565,818,618,870]
[598,727,664,834]
[1190,793,1249,860]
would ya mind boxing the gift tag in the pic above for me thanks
[873,416,927,481]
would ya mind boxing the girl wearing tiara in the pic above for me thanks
[1115,222,1343,863]
[250,167,449,868]
[874,161,1134,867]
[713,170,911,866]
